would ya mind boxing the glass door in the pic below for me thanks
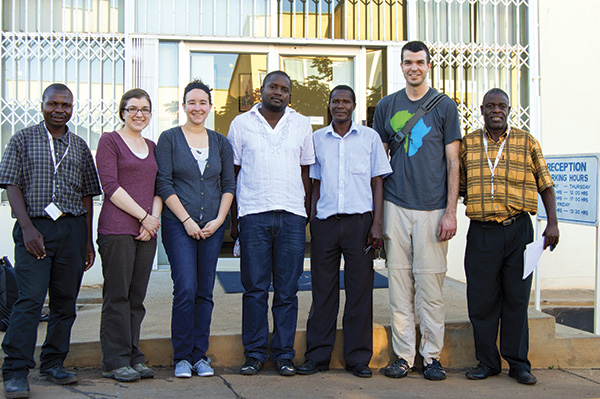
[182,43,363,132]
[188,52,268,136]
[281,54,354,130]
[278,45,362,130]
[184,47,269,254]
[174,43,364,257]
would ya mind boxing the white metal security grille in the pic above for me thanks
[0,0,125,153]
[0,32,125,151]
[415,0,531,133]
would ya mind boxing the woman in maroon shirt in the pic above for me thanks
[95,89,162,382]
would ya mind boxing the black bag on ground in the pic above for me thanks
[0,256,18,332]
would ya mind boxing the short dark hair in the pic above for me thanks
[119,88,152,122]
[262,70,291,89]
[42,83,72,102]
[329,85,356,104]
[401,41,431,64]
[183,79,212,104]
[482,88,509,105]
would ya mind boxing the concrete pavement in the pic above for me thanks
[19,367,600,399]
[4,266,600,398]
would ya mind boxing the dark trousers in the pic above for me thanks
[2,216,87,379]
[239,211,306,363]
[305,213,374,367]
[464,213,533,373]
[98,234,156,371]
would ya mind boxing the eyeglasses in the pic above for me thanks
[123,107,151,115]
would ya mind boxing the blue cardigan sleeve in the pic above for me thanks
[218,133,235,196]
[154,128,178,202]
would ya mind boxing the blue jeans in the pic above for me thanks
[239,211,306,363]
[161,217,225,363]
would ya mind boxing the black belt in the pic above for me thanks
[500,213,524,226]
[333,214,353,219]
[474,212,525,228]
[36,213,74,220]
[329,212,371,220]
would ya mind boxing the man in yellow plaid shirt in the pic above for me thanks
[459,88,559,385]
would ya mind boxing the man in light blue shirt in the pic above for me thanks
[297,85,391,378]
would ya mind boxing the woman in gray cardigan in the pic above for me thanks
[155,80,235,379]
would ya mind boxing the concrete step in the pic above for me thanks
[59,309,600,371]
[5,272,600,371]
[551,324,600,368]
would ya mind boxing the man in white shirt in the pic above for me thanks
[228,71,315,377]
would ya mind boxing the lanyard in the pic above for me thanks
[47,129,70,200]
[482,125,510,198]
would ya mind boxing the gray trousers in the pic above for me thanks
[97,234,156,371]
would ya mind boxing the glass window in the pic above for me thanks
[157,42,180,135]
[416,0,527,46]
[281,55,354,130]
[338,0,405,41]
[135,0,268,36]
[131,0,404,40]
[189,52,268,135]
[366,48,384,127]
[2,0,123,33]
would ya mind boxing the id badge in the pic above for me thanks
[44,202,62,221]
[373,249,386,270]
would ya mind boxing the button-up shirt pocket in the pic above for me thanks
[349,146,371,177]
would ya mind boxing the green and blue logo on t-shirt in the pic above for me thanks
[390,110,432,157]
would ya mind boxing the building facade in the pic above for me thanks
[1,0,538,283]
[1,0,533,148]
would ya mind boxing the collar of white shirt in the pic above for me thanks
[248,103,298,128]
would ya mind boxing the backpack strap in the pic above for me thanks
[390,91,448,156]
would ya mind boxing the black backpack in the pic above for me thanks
[0,256,18,332]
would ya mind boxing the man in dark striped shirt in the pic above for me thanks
[459,88,559,385]
[0,83,101,399]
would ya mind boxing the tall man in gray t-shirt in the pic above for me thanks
[373,41,461,381]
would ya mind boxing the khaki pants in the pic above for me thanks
[382,201,447,367]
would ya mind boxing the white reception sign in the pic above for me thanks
[537,154,599,226]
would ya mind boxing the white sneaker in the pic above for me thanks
[193,358,214,377]
[174,360,193,378]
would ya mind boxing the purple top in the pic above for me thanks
[96,131,158,236]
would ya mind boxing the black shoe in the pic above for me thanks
[346,363,372,378]
[423,359,447,381]
[297,359,330,375]
[465,362,500,380]
[240,357,263,376]
[275,359,296,376]
[39,365,78,385]
[384,357,412,378]
[509,369,537,385]
[4,377,29,399]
